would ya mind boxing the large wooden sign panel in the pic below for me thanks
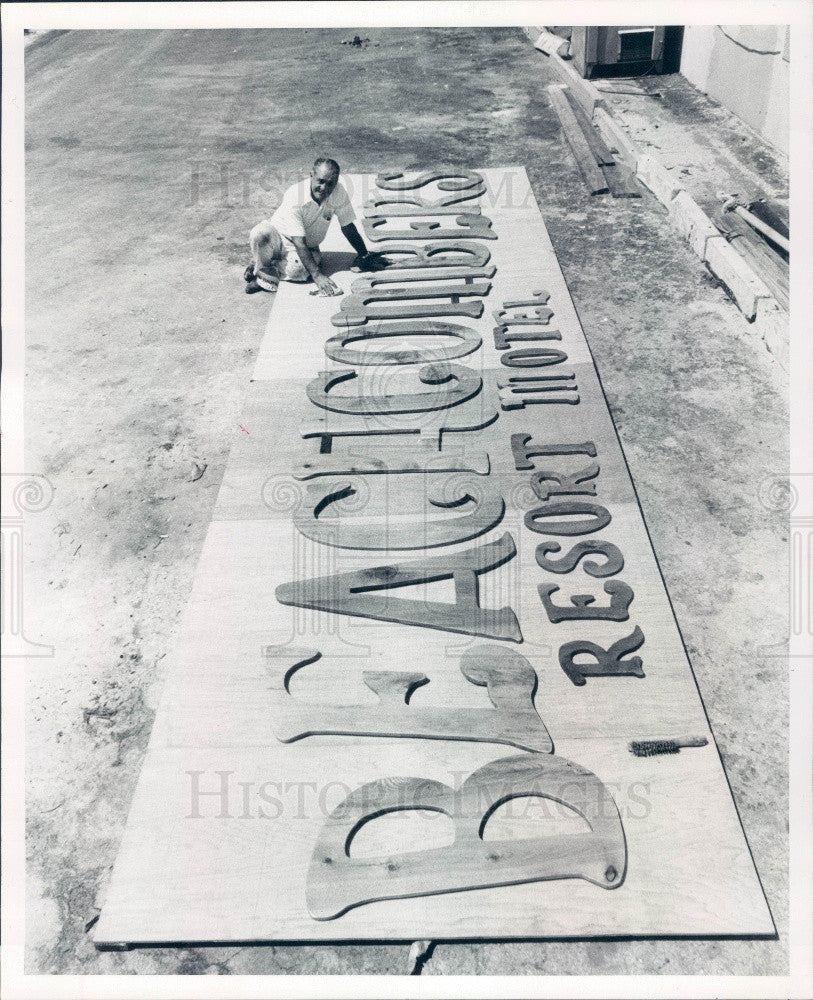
[95,168,773,944]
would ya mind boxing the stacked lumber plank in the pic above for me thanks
[547,84,642,199]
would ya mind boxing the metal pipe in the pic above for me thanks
[732,204,790,254]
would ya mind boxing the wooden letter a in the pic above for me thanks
[275,532,522,642]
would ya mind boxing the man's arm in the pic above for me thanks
[340,222,367,257]
[341,223,389,271]
[290,236,341,296]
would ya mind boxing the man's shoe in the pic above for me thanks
[244,265,256,282]
[245,279,263,294]
[255,269,280,292]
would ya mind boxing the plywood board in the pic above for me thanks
[96,168,773,945]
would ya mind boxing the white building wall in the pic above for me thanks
[680,25,789,156]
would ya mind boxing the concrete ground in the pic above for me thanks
[596,71,789,218]
[24,28,788,976]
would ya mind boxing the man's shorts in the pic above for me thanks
[254,223,322,283]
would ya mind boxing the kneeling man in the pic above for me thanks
[246,157,385,296]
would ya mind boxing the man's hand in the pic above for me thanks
[352,251,390,273]
[311,273,343,296]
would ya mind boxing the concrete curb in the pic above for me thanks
[524,26,788,371]
[669,190,720,258]
[703,236,773,320]
[524,27,607,118]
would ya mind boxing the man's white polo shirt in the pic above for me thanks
[269,179,356,250]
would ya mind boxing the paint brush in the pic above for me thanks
[629,736,708,757]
